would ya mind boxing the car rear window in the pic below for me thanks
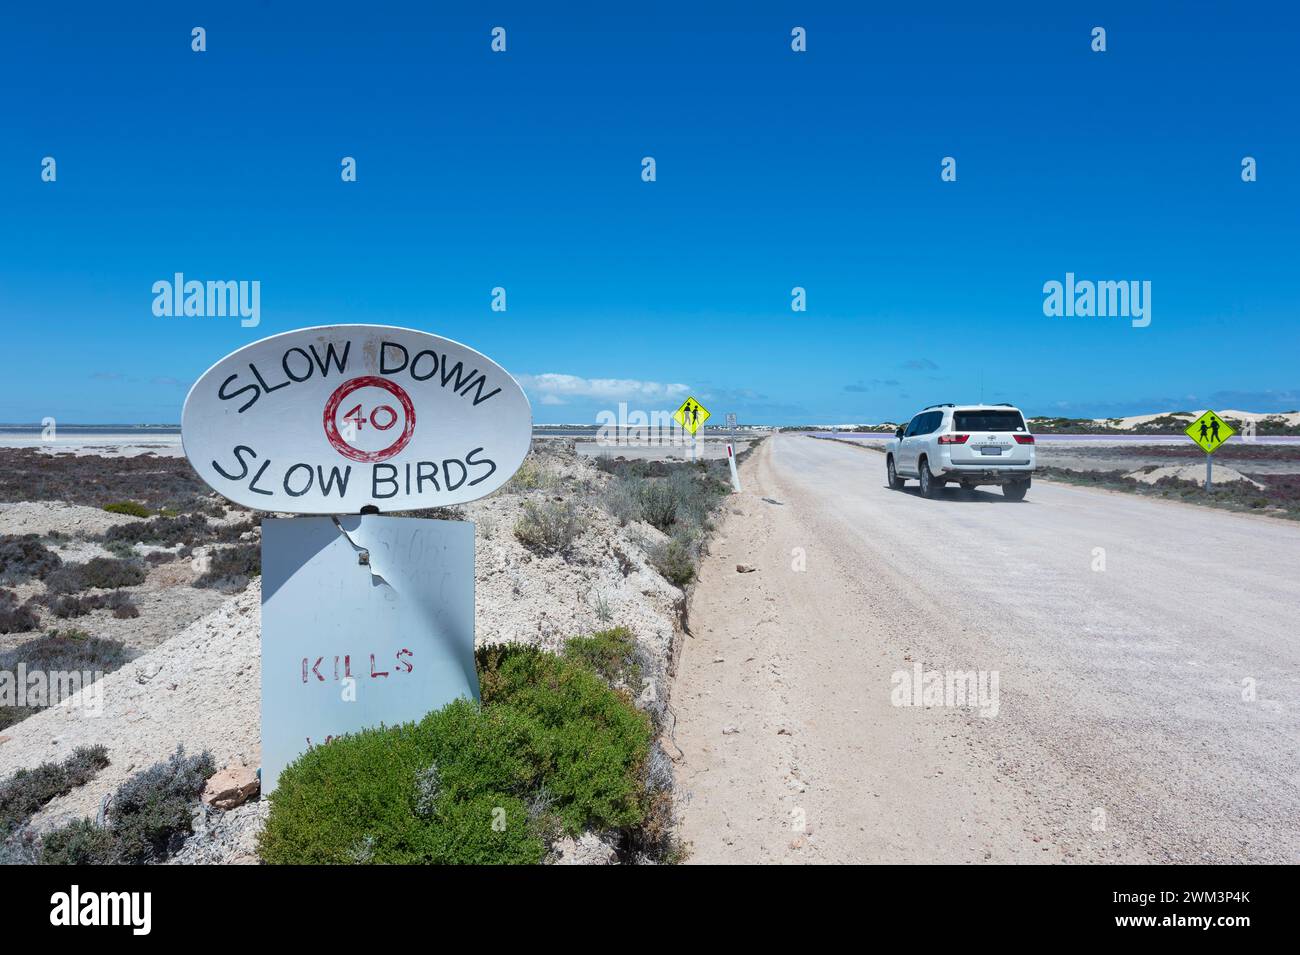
[954,410,1027,432]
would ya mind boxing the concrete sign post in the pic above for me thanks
[182,325,531,793]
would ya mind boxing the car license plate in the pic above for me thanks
[979,446,1002,455]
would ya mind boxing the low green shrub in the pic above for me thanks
[103,501,152,518]
[563,626,643,694]
[261,642,653,865]
[475,644,650,833]
[260,702,546,865]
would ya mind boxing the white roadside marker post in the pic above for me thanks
[725,412,741,492]
[726,440,741,492]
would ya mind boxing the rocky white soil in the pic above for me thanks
[1127,464,1265,488]
[0,501,146,538]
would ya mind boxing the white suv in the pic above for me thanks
[886,404,1035,500]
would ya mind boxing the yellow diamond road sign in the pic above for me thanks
[1184,410,1234,454]
[674,396,710,435]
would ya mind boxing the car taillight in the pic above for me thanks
[938,434,969,444]
[1014,434,1035,444]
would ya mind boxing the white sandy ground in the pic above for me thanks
[0,445,685,860]
[672,435,1300,864]
[1095,410,1300,430]
[1128,465,1265,488]
[0,437,184,458]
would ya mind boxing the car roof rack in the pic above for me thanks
[923,403,955,409]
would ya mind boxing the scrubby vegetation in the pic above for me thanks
[260,636,664,865]
[646,534,697,587]
[103,512,253,548]
[194,543,261,592]
[596,455,741,587]
[0,448,213,511]
[0,588,41,634]
[50,590,139,620]
[513,500,585,556]
[395,506,465,521]
[36,747,215,864]
[44,556,146,594]
[104,539,138,559]
[0,534,63,584]
[0,631,132,729]
[0,745,110,838]
[598,459,731,532]
[503,458,557,493]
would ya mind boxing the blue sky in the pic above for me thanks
[1,2,1297,425]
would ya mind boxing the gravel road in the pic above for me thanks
[673,434,1300,863]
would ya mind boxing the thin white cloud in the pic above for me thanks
[517,373,691,405]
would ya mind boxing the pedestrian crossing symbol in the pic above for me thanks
[674,396,711,435]
[1184,410,1234,454]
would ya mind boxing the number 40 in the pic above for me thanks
[343,403,398,434]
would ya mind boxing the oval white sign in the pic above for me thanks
[181,325,532,513]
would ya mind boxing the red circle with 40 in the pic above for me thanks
[322,376,417,463]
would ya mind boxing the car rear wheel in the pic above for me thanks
[887,456,905,490]
[1003,479,1029,501]
[919,458,941,498]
